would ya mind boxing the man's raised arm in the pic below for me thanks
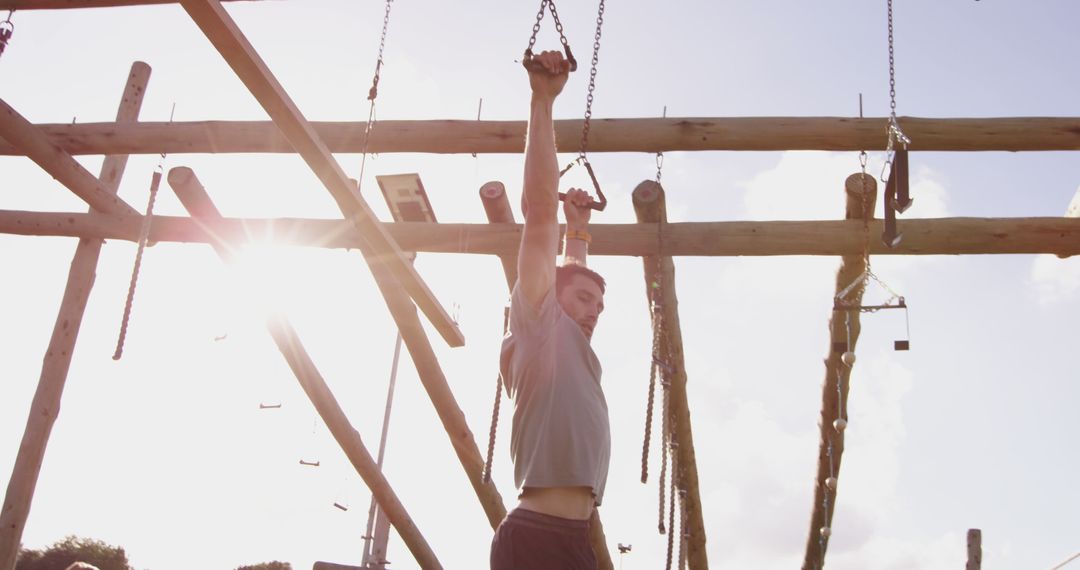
[518,51,571,309]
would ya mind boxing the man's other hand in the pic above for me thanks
[563,187,594,229]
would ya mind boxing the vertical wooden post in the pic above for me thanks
[632,180,708,570]
[966,529,982,570]
[478,181,614,570]
[167,167,442,569]
[801,172,878,570]
[0,62,150,570]
[479,181,518,288]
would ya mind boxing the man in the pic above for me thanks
[489,50,610,570]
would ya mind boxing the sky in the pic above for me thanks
[1,1,1079,569]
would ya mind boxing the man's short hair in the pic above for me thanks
[555,264,606,296]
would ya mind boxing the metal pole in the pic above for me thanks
[362,332,403,569]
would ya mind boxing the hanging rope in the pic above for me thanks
[640,323,659,483]
[664,440,678,570]
[113,104,174,360]
[112,170,161,360]
[0,10,14,60]
[482,305,511,484]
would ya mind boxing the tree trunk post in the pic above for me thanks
[0,62,150,570]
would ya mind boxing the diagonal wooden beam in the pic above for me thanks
[633,180,708,569]
[2,116,1078,156]
[0,62,150,570]
[478,182,614,570]
[7,211,1080,257]
[177,0,463,348]
[168,168,442,570]
[801,172,878,570]
[168,166,509,531]
[0,97,139,217]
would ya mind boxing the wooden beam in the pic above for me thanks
[478,181,518,288]
[2,117,1077,156]
[0,0,259,8]
[169,169,443,570]
[966,529,982,570]
[801,172,877,570]
[6,210,1080,257]
[1057,186,1080,258]
[0,98,139,217]
[476,182,614,570]
[0,62,150,570]
[177,0,463,348]
[168,167,510,531]
[633,180,708,570]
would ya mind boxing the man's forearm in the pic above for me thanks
[523,95,559,219]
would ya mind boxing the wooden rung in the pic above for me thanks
[2,116,1079,156]
[5,210,1080,258]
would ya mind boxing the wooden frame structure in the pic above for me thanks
[2,2,1079,570]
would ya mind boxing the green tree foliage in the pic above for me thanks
[235,562,292,570]
[16,536,132,570]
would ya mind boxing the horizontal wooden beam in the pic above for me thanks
[4,210,1080,257]
[0,0,258,8]
[1,117,1077,156]
[0,98,139,217]
[178,0,463,347]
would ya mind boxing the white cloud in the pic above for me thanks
[1029,232,1080,305]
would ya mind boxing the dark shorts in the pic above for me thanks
[490,508,597,570]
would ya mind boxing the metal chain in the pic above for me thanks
[578,0,606,159]
[859,153,872,271]
[368,0,393,102]
[887,0,897,122]
[0,10,14,60]
[358,0,394,196]
[884,0,910,175]
[655,106,667,184]
[525,0,571,58]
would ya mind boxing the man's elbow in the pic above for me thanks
[522,194,559,220]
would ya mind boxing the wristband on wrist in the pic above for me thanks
[565,229,592,244]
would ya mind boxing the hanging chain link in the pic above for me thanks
[655,106,667,184]
[578,0,605,159]
[883,0,910,181]
[524,0,575,70]
[368,0,394,102]
[357,0,394,195]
